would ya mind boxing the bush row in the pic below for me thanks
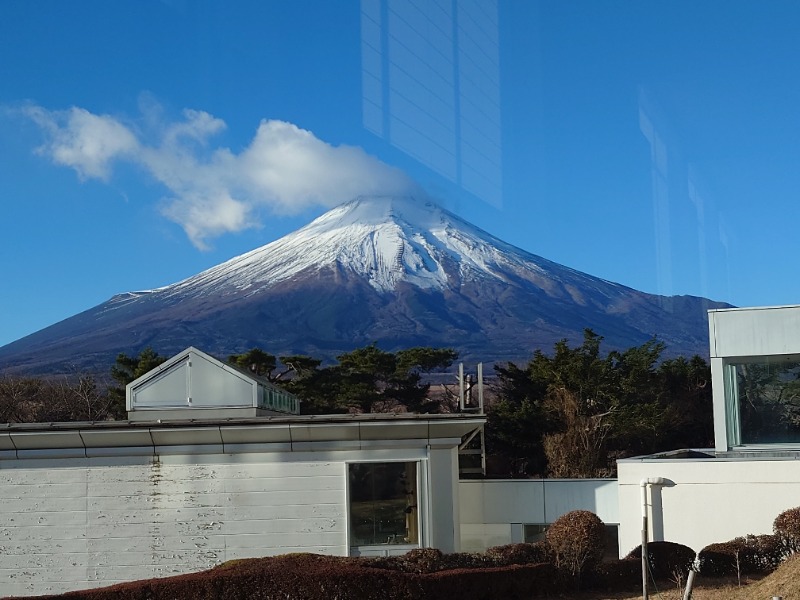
[31,506,800,599]
[35,554,558,600]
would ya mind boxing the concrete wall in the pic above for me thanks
[618,456,800,555]
[0,443,460,597]
[0,452,344,596]
[458,479,619,552]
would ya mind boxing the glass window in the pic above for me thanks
[349,462,418,547]
[523,523,548,543]
[728,358,800,445]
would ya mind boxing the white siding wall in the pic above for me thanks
[709,305,800,358]
[0,440,468,597]
[0,452,346,597]
[458,479,619,552]
[618,457,800,556]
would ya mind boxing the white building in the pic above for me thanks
[0,346,627,596]
[618,305,800,555]
[0,348,483,596]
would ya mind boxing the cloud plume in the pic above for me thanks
[22,103,419,249]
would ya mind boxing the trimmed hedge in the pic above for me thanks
[699,534,784,577]
[417,563,558,599]
[586,557,642,592]
[24,500,800,600]
[486,541,552,566]
[625,541,696,580]
[774,506,800,553]
[545,510,606,581]
[33,553,557,600]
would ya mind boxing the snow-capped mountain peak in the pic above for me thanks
[168,195,545,296]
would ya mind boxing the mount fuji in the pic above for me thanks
[0,196,729,374]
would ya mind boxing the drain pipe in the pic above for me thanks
[640,477,669,600]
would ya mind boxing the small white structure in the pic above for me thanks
[127,346,300,420]
[0,347,483,597]
[618,305,800,555]
[459,478,619,552]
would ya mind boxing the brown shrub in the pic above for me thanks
[625,540,696,580]
[774,506,800,553]
[486,541,552,566]
[29,553,560,600]
[400,547,445,573]
[586,557,641,591]
[736,533,786,572]
[416,563,558,599]
[439,552,502,570]
[545,510,606,584]
[700,534,785,577]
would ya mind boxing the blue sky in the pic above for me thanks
[1,0,799,348]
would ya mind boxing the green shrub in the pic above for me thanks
[545,510,606,583]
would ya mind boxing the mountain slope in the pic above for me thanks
[0,196,729,374]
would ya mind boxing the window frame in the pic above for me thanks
[722,354,800,449]
[345,458,426,556]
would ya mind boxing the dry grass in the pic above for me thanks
[567,557,800,600]
[572,578,761,600]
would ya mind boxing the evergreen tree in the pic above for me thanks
[107,347,167,418]
[289,344,457,414]
[488,330,714,477]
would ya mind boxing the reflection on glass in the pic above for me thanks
[729,359,800,444]
[349,462,418,546]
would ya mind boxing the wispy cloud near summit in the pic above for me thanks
[20,102,419,249]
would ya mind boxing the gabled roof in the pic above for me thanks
[128,346,245,388]
[126,346,299,415]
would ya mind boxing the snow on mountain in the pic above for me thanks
[156,195,623,300]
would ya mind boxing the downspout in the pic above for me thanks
[640,477,668,600]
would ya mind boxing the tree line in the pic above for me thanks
[0,330,713,477]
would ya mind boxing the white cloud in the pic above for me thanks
[161,190,253,251]
[22,103,419,248]
[23,106,138,180]
[239,120,417,212]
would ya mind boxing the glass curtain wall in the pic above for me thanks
[726,357,800,445]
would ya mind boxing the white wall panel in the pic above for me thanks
[618,457,800,556]
[460,524,513,552]
[0,452,348,596]
[0,441,455,597]
[459,479,619,551]
[709,305,800,358]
